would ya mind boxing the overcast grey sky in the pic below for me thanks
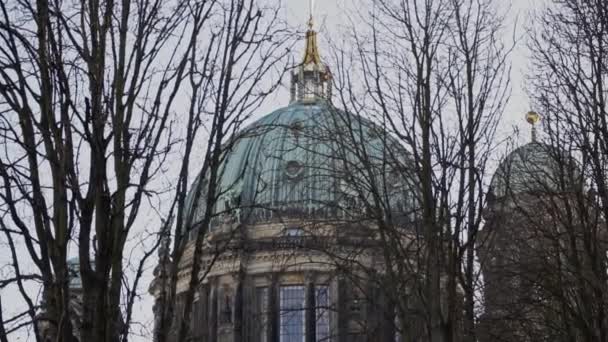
[2,1,543,341]
[279,0,538,149]
[139,1,539,338]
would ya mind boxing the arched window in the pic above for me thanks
[280,285,306,342]
[218,287,233,325]
[278,284,332,342]
[284,226,304,237]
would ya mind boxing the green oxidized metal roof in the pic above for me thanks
[182,100,417,236]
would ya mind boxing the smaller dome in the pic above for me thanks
[489,142,579,200]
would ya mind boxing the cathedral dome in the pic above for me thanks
[488,142,579,200]
[181,100,417,237]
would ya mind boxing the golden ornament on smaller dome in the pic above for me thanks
[526,111,541,142]
[526,111,541,125]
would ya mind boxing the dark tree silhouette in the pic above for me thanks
[0,0,289,341]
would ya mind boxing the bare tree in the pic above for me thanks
[319,0,511,340]
[153,2,291,342]
[489,0,608,340]
[445,1,511,340]
[0,0,290,341]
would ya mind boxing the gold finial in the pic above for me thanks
[526,111,541,142]
[526,111,540,125]
[291,0,332,103]
[302,11,321,65]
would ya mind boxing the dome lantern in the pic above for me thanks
[290,8,332,104]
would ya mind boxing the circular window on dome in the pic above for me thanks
[285,160,304,180]
[289,121,304,139]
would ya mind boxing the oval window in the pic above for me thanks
[285,160,304,179]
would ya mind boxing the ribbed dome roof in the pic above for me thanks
[489,142,579,200]
[182,101,418,236]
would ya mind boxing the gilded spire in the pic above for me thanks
[290,2,332,104]
[302,15,321,65]
[526,111,541,142]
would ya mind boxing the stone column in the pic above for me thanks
[208,281,218,342]
[200,284,209,342]
[233,275,244,342]
[268,275,279,342]
[383,298,396,342]
[305,274,316,342]
[336,276,347,342]
[240,277,254,342]
[368,282,394,342]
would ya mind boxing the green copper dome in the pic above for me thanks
[182,101,418,237]
[489,142,579,200]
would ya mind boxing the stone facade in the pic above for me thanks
[479,139,607,341]
[149,220,411,342]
